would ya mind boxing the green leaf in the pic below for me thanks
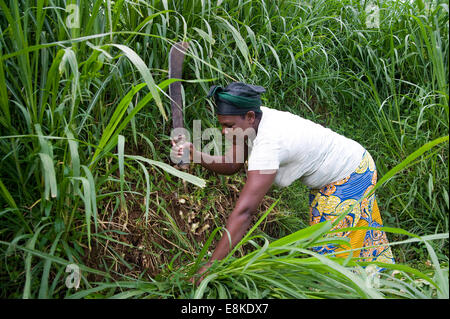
[23,224,50,299]
[0,178,17,209]
[216,16,251,69]
[126,155,206,188]
[108,44,166,120]
[38,153,57,200]
[369,135,449,197]
[118,135,126,211]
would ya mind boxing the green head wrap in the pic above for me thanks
[207,82,266,115]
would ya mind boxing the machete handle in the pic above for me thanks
[177,141,190,170]
[171,134,190,170]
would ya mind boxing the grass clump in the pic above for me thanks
[0,0,448,298]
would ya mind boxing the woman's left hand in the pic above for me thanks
[190,262,212,286]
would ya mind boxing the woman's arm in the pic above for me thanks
[194,141,248,175]
[204,169,277,264]
[172,137,249,175]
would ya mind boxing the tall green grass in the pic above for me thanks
[0,0,448,298]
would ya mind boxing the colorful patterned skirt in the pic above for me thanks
[309,151,395,265]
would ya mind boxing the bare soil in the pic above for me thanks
[82,169,282,282]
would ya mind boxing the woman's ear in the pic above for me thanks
[246,111,256,123]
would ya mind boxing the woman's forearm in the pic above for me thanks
[194,150,244,175]
[195,170,277,282]
[210,209,253,262]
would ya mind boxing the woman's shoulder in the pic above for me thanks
[259,106,317,134]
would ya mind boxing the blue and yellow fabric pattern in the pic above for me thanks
[309,151,395,265]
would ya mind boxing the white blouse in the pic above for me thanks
[247,106,366,189]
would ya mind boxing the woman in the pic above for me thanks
[172,82,395,282]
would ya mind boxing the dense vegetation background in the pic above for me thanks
[0,0,448,298]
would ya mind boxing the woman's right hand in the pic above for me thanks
[171,134,195,163]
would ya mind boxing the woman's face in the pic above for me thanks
[217,112,257,143]
[217,112,256,134]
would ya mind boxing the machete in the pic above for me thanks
[169,41,190,169]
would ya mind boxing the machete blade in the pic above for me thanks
[169,41,189,129]
[169,41,190,168]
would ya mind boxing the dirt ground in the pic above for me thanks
[82,172,282,282]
